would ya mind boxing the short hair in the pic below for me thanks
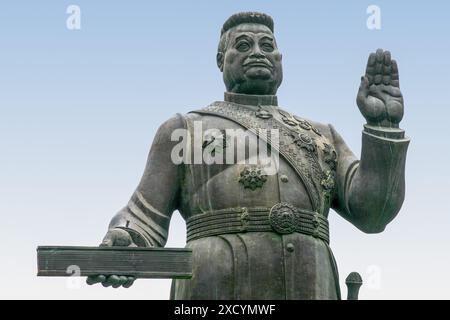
[221,12,274,36]
[218,12,275,56]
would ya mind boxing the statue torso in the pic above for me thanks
[171,100,341,300]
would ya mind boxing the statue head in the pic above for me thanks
[217,12,283,96]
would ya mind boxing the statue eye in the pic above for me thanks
[236,41,251,52]
[261,43,274,52]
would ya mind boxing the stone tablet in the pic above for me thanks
[37,246,192,279]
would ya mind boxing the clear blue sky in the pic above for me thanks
[1,0,449,299]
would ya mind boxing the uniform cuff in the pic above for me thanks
[364,124,406,140]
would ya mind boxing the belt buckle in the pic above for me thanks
[269,202,297,234]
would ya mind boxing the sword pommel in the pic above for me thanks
[345,272,363,300]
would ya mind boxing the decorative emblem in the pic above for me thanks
[311,213,321,238]
[312,213,320,229]
[291,132,317,153]
[240,207,249,231]
[239,166,267,190]
[255,105,273,119]
[321,170,335,191]
[278,109,292,118]
[293,116,312,130]
[293,115,322,136]
[269,203,297,234]
[323,143,337,171]
[311,126,322,136]
[282,117,297,126]
[277,109,298,126]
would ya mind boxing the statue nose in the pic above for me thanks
[250,45,265,58]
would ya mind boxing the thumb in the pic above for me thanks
[100,232,115,247]
[359,76,369,95]
[356,76,369,106]
[100,228,133,247]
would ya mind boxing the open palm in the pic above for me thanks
[357,49,404,128]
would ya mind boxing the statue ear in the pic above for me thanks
[216,52,224,72]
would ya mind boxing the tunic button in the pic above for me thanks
[286,243,295,252]
[280,175,289,183]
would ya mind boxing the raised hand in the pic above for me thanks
[86,228,137,288]
[357,49,404,128]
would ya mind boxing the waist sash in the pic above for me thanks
[186,203,330,244]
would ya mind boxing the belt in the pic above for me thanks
[186,202,329,244]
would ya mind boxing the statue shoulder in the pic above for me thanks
[164,113,187,128]
[152,113,187,144]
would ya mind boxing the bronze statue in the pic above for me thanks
[86,12,409,299]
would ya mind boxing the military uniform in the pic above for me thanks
[108,92,410,299]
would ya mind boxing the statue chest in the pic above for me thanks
[180,106,338,217]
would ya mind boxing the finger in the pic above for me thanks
[100,237,113,247]
[109,275,122,286]
[113,234,132,247]
[86,276,97,285]
[101,230,122,247]
[357,76,370,108]
[383,51,392,78]
[373,74,382,85]
[383,50,391,66]
[375,48,384,63]
[118,276,128,286]
[102,275,115,287]
[86,275,106,285]
[391,60,400,87]
[123,276,135,288]
[374,62,383,75]
[103,228,133,247]
[102,275,120,287]
[391,60,399,80]
[358,76,369,96]
[366,53,376,79]
[367,53,376,68]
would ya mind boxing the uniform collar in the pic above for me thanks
[224,92,278,106]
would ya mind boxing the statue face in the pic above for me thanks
[219,23,283,95]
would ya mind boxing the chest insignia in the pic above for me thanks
[239,166,268,190]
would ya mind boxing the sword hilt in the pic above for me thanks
[345,272,363,300]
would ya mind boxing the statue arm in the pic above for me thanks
[330,124,410,233]
[108,113,186,247]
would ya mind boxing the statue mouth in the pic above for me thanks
[243,60,273,69]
